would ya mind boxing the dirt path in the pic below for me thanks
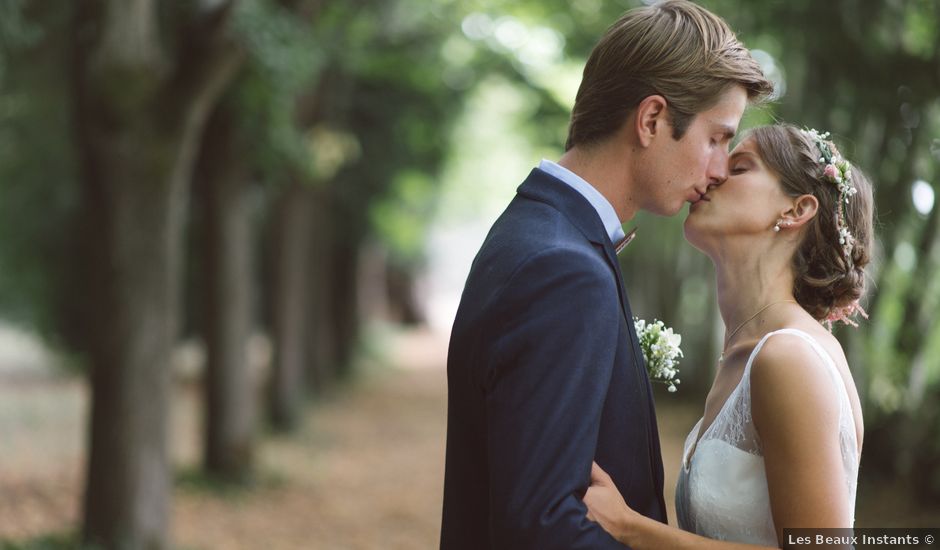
[1,326,935,548]
[0,328,455,549]
[173,328,451,550]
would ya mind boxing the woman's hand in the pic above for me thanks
[583,461,639,544]
[586,462,783,550]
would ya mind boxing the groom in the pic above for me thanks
[440,1,772,548]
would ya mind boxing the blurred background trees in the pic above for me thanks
[0,0,938,548]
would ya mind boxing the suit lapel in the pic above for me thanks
[601,239,653,386]
[599,239,633,329]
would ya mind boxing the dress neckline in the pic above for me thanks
[681,328,833,473]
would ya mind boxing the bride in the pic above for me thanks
[584,124,874,548]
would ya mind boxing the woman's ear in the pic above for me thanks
[780,194,819,228]
[633,95,668,148]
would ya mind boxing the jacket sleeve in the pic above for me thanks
[485,247,629,550]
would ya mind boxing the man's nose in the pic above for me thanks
[708,154,729,186]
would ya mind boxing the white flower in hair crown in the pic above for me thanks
[800,128,869,331]
[800,128,858,259]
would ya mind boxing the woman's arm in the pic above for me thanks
[584,334,856,550]
[751,335,855,542]
[585,463,773,549]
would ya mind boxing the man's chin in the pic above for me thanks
[667,201,691,217]
[644,199,691,217]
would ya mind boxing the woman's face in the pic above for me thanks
[683,137,793,252]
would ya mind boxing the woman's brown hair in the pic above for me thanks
[748,124,875,321]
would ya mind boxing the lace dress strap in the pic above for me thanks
[743,328,845,401]
[742,328,859,457]
[702,328,854,455]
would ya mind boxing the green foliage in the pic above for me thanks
[230,0,324,182]
[0,0,42,52]
[0,3,76,345]
[326,1,467,260]
[370,170,438,262]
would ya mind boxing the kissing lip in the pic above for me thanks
[689,190,711,204]
[690,186,711,204]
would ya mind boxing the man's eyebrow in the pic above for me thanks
[718,125,736,140]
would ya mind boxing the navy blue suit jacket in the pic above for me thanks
[440,168,667,549]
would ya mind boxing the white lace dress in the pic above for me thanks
[675,329,859,546]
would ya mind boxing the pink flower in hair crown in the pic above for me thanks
[800,127,859,259]
[823,299,869,331]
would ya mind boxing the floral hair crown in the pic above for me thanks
[799,128,858,260]
[800,128,867,330]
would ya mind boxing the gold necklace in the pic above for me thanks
[718,300,797,363]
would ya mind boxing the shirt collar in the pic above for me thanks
[538,159,626,244]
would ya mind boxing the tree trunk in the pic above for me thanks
[306,185,336,395]
[268,180,313,430]
[80,170,182,550]
[197,102,257,482]
[331,237,361,380]
[357,239,391,323]
[386,260,426,326]
[72,2,243,547]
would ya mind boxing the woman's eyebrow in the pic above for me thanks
[730,150,758,162]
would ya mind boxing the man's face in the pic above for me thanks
[641,85,748,216]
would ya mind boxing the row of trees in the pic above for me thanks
[0,1,478,548]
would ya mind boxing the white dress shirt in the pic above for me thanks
[538,159,626,244]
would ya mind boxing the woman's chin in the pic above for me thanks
[682,220,710,252]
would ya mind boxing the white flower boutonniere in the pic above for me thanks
[634,317,683,393]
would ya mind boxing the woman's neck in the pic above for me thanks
[713,242,797,346]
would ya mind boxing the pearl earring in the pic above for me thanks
[774,220,782,232]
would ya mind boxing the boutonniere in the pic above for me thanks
[634,317,682,392]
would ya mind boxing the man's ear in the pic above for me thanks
[633,95,668,148]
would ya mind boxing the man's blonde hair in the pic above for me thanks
[566,0,773,150]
